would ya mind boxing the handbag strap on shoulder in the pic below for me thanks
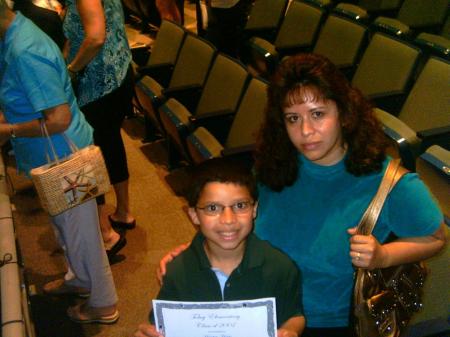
[356,159,408,235]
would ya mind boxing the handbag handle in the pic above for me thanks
[39,118,79,165]
[356,159,408,235]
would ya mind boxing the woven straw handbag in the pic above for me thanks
[30,121,110,216]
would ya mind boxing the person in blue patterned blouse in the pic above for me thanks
[63,0,136,260]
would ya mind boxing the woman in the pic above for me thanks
[253,53,446,336]
[156,53,447,337]
[0,2,118,323]
[63,0,136,257]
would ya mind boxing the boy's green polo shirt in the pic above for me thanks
[151,232,303,327]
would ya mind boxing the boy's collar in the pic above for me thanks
[192,232,265,271]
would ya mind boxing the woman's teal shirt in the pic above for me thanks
[254,155,443,328]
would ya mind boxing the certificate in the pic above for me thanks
[153,297,277,337]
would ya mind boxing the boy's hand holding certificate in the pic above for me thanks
[153,298,277,337]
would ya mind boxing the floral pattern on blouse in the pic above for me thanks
[63,0,132,107]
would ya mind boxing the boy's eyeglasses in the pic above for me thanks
[195,201,254,216]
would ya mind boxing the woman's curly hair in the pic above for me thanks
[254,53,388,191]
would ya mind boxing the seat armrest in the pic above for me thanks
[245,27,278,42]
[189,109,234,123]
[249,37,278,58]
[162,84,203,111]
[375,108,420,148]
[222,144,256,156]
[417,125,450,139]
[137,63,174,87]
[189,111,235,143]
[417,125,450,154]
[248,37,279,75]
[370,93,408,116]
[420,145,450,176]
[418,145,450,225]
[375,108,421,171]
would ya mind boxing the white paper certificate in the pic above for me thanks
[152,297,277,337]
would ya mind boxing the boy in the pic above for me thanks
[135,157,305,337]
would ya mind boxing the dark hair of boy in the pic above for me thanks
[186,157,258,207]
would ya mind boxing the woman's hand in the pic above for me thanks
[278,316,304,337]
[348,223,447,269]
[156,242,190,285]
[277,328,298,337]
[133,323,163,337]
[348,227,387,269]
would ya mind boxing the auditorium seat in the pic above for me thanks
[357,0,403,16]
[246,0,330,76]
[333,2,368,21]
[135,33,216,140]
[243,0,289,42]
[374,0,449,35]
[414,32,450,60]
[415,145,450,223]
[186,77,268,164]
[270,0,330,54]
[375,56,450,171]
[397,0,448,32]
[158,54,249,167]
[371,15,412,37]
[313,3,369,78]
[405,146,449,337]
[351,32,422,114]
[133,20,186,134]
[441,15,450,39]
[134,20,186,84]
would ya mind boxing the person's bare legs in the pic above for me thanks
[109,179,135,224]
[98,204,120,250]
[156,0,181,23]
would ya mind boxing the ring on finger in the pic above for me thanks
[356,252,361,260]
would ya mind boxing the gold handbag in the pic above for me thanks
[30,121,110,216]
[353,159,427,337]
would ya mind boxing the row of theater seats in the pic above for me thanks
[131,16,448,183]
[357,0,449,35]
[245,0,449,79]
[244,0,448,44]
[132,20,268,169]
